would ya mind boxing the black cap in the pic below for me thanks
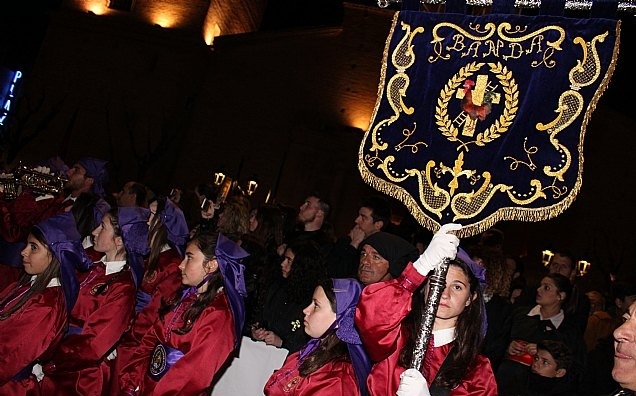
[360,231,419,278]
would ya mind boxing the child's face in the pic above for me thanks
[531,349,564,378]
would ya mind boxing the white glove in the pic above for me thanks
[413,223,462,276]
[32,363,44,382]
[397,368,430,396]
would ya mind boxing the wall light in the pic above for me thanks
[577,260,591,276]
[542,250,554,267]
[246,177,258,196]
[213,171,226,187]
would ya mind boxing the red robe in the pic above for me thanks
[0,281,66,396]
[119,290,235,396]
[112,249,182,381]
[355,262,497,396]
[263,351,361,396]
[41,262,136,396]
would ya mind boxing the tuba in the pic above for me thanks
[0,162,68,200]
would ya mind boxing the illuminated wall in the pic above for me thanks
[61,0,267,46]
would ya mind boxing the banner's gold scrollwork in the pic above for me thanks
[393,22,424,71]
[370,21,424,153]
[377,156,410,182]
[504,137,538,171]
[570,31,608,88]
[416,161,451,219]
[451,172,509,220]
[395,122,428,153]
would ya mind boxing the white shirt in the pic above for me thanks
[527,304,564,328]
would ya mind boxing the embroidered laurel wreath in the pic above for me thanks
[435,61,519,148]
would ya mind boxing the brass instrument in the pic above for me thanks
[0,162,68,200]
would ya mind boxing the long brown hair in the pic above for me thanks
[398,259,485,389]
[158,232,223,334]
[298,279,348,377]
[146,196,169,281]
[0,228,60,319]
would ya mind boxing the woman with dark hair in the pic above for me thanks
[241,204,286,332]
[40,206,149,396]
[216,199,250,243]
[264,278,371,395]
[355,224,497,396]
[0,213,91,395]
[496,273,585,396]
[470,244,514,372]
[119,231,249,395]
[70,191,110,261]
[71,192,110,243]
[251,239,327,353]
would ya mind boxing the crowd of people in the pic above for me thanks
[0,156,635,396]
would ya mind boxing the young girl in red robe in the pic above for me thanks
[119,231,249,395]
[355,224,497,396]
[0,213,91,395]
[264,278,371,396]
[113,196,189,376]
[40,206,149,396]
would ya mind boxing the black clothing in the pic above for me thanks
[521,372,577,396]
[580,335,619,395]
[496,305,585,396]
[482,294,513,372]
[325,236,359,279]
[256,277,309,354]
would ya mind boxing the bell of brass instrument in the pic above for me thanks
[0,162,68,200]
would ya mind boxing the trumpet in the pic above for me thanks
[0,162,68,200]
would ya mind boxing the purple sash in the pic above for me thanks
[64,324,83,338]
[135,290,152,313]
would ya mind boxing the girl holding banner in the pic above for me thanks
[355,224,497,396]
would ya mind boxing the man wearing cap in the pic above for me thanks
[357,231,419,286]
[68,157,109,198]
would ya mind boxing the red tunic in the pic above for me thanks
[0,282,66,396]
[355,262,497,396]
[263,351,361,396]
[41,262,136,396]
[112,249,182,381]
[118,290,235,396]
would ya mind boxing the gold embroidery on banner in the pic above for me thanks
[369,21,424,153]
[570,31,608,88]
[395,122,428,153]
[436,61,518,151]
[416,161,451,219]
[504,137,538,171]
[358,14,621,237]
[429,22,497,62]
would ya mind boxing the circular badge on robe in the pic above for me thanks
[149,343,168,380]
[90,283,108,295]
